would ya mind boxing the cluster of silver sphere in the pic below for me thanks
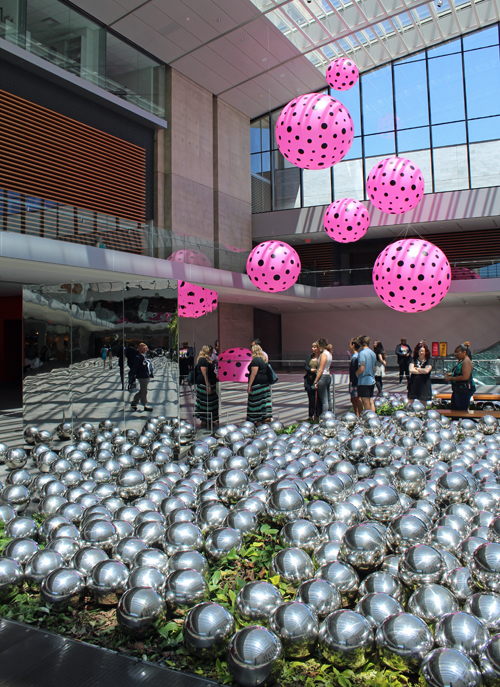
[2,408,500,686]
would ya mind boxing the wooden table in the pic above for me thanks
[434,393,500,401]
[436,409,500,418]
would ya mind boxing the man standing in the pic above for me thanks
[395,338,412,384]
[356,335,376,412]
[131,343,153,412]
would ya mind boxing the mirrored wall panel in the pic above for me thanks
[23,280,178,434]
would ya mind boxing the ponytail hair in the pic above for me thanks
[455,342,472,359]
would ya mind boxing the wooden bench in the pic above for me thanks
[437,409,500,418]
[434,393,500,401]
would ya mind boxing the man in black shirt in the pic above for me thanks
[395,338,411,384]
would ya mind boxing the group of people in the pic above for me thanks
[346,336,475,415]
[193,339,272,427]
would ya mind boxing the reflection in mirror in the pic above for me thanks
[178,290,219,438]
[69,282,125,429]
[23,284,73,434]
[123,280,178,430]
[23,280,178,435]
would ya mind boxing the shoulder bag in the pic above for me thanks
[452,362,474,394]
[266,363,279,386]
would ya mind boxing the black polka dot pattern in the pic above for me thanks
[275,93,354,170]
[366,156,425,215]
[246,240,301,293]
[167,249,211,268]
[323,198,371,243]
[326,58,359,91]
[450,266,481,280]
[372,239,451,313]
[218,348,252,382]
[178,281,218,319]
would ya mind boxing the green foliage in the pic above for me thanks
[375,402,406,416]
[0,520,420,686]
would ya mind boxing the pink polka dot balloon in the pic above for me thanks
[372,239,451,313]
[246,240,301,292]
[218,348,252,383]
[178,281,217,318]
[275,93,354,170]
[167,249,211,268]
[367,157,425,215]
[324,198,370,243]
[451,266,481,280]
[326,58,359,91]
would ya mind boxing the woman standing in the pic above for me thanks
[408,343,433,403]
[445,342,475,411]
[194,345,219,427]
[100,345,108,369]
[313,338,333,416]
[247,344,272,424]
[349,338,362,417]
[304,342,320,420]
[374,341,386,396]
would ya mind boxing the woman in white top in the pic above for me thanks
[313,338,333,416]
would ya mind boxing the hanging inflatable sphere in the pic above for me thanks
[275,93,353,170]
[451,266,480,280]
[326,58,359,91]
[324,199,370,243]
[167,250,211,268]
[372,239,451,313]
[178,281,217,318]
[218,348,252,383]
[367,157,424,215]
[246,241,301,292]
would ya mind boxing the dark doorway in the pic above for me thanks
[253,309,282,363]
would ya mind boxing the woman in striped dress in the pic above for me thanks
[246,344,272,424]
[194,345,219,427]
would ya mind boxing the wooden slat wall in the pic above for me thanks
[424,229,500,262]
[0,89,145,222]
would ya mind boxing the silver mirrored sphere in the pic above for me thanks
[227,625,284,687]
[269,601,318,658]
[434,611,489,661]
[420,648,483,687]
[271,548,315,585]
[164,569,208,610]
[40,567,85,607]
[355,592,403,629]
[318,609,373,669]
[235,581,283,624]
[184,601,235,657]
[117,586,166,633]
[376,612,434,670]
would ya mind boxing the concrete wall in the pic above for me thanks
[281,305,500,356]
[218,303,253,352]
[179,310,218,356]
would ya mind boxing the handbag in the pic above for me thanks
[266,363,278,386]
[451,362,474,394]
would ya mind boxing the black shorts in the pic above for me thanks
[358,384,375,398]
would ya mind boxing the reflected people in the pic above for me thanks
[130,343,154,412]
[194,345,219,427]
[247,344,272,424]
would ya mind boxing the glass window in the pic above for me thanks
[303,169,332,207]
[397,127,430,152]
[363,131,396,157]
[251,154,262,174]
[333,159,364,200]
[463,25,499,51]
[27,0,105,86]
[261,115,271,152]
[394,59,429,129]
[343,137,362,161]
[402,149,433,194]
[432,122,467,147]
[427,38,461,57]
[271,111,280,149]
[251,121,261,153]
[433,145,469,192]
[468,116,500,142]
[0,0,25,46]
[464,46,500,119]
[106,33,165,116]
[272,151,301,210]
[428,53,465,124]
[470,140,500,188]
[333,80,361,135]
[361,65,393,135]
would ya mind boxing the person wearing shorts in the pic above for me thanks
[356,335,376,412]
[349,338,362,417]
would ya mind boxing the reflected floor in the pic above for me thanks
[23,357,178,435]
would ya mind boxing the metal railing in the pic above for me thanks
[3,189,500,283]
